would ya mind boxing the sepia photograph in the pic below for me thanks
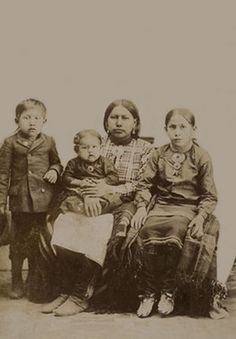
[0,1,235,338]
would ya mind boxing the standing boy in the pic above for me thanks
[0,98,63,301]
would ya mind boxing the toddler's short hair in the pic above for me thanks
[15,98,47,122]
[73,129,102,154]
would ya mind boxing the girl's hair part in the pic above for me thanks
[165,108,196,127]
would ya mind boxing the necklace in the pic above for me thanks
[170,152,186,176]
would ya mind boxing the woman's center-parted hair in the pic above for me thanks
[73,129,102,154]
[103,99,141,138]
[165,108,196,127]
[15,98,47,122]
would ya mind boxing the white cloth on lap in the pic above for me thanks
[51,212,113,267]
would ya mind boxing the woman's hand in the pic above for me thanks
[188,215,205,240]
[81,180,113,197]
[84,196,102,217]
[131,206,147,230]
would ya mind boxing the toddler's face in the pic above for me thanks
[18,108,46,138]
[77,135,101,163]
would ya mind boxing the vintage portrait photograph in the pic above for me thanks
[0,1,235,338]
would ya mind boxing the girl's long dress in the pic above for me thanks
[136,143,217,250]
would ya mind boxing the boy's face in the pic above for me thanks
[77,135,101,163]
[18,108,46,138]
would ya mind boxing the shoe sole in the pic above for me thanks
[41,298,68,314]
[53,307,87,317]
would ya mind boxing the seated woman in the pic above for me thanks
[131,108,227,318]
[41,99,153,316]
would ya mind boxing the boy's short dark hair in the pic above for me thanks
[15,98,47,122]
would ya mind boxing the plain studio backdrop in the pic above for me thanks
[0,0,235,282]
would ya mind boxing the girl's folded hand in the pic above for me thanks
[188,215,205,240]
[131,207,147,230]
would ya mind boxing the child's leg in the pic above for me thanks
[0,211,10,246]
[99,193,123,215]
[10,255,25,299]
[60,194,85,214]
[113,202,136,237]
[9,213,29,299]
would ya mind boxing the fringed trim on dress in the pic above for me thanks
[209,281,229,319]
[142,236,183,250]
[174,214,229,317]
[92,228,144,313]
[175,279,228,318]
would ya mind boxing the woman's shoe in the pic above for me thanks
[157,292,175,316]
[136,293,156,318]
[41,294,68,313]
[53,296,88,316]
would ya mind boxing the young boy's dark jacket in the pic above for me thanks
[0,131,63,212]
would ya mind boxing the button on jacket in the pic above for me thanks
[0,131,63,212]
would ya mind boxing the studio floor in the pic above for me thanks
[0,264,236,339]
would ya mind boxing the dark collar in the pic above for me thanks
[16,131,46,151]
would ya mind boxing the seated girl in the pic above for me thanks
[131,108,227,319]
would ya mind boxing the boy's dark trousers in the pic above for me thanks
[10,212,53,302]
